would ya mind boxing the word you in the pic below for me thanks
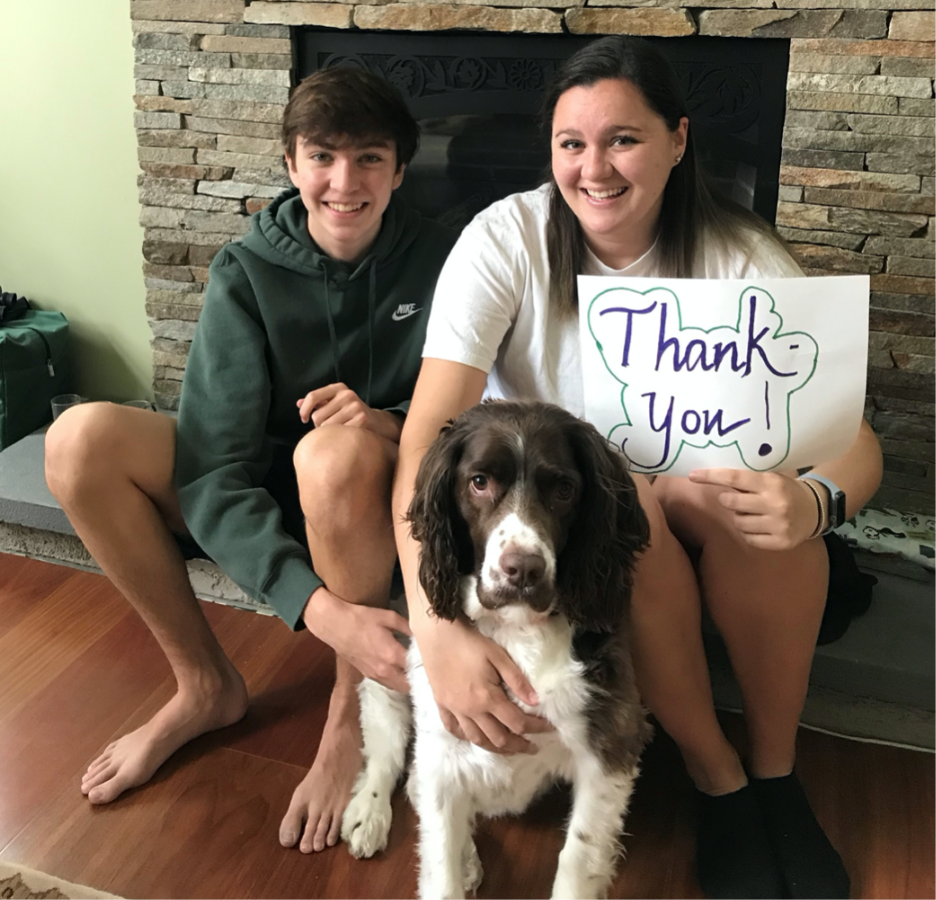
[586,286,819,473]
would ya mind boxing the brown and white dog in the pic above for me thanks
[340,400,652,899]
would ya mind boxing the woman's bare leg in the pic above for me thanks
[279,424,400,853]
[633,476,787,898]
[656,476,848,898]
[45,403,247,804]
[629,475,746,795]
[654,475,827,778]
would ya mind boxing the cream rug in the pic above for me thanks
[0,861,120,900]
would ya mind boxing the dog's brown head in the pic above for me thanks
[406,400,650,633]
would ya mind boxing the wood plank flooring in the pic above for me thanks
[0,553,932,899]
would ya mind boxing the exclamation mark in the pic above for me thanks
[758,380,772,457]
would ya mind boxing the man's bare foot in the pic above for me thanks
[81,661,248,804]
[279,696,364,853]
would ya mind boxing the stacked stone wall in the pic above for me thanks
[130,0,935,513]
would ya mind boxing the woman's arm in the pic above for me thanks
[803,417,882,520]
[393,357,553,753]
[698,237,883,544]
[687,418,883,549]
[394,357,487,640]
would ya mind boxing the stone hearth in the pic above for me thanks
[129,0,935,513]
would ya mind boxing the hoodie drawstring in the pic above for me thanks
[366,259,376,407]
[321,264,342,386]
[320,259,377,407]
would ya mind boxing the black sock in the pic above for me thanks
[751,772,850,899]
[696,784,786,899]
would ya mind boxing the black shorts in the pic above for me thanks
[174,442,307,562]
[819,532,875,645]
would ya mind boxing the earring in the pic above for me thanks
[675,154,683,164]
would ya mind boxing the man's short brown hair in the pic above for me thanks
[282,68,420,170]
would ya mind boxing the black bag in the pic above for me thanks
[0,289,31,323]
[0,287,71,451]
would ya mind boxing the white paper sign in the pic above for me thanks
[578,275,869,476]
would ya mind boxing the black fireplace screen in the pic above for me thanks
[296,31,789,232]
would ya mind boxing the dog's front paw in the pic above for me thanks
[341,789,393,859]
[462,839,483,894]
[551,872,609,900]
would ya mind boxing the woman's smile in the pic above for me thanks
[582,186,628,202]
[552,78,687,269]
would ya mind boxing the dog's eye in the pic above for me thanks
[555,480,575,501]
[470,474,489,492]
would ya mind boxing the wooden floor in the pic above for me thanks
[0,553,932,899]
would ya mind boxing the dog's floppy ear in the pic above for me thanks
[557,419,650,633]
[405,419,473,621]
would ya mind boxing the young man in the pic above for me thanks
[45,68,457,854]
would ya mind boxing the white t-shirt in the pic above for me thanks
[424,184,803,417]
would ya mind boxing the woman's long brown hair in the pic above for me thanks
[542,36,788,318]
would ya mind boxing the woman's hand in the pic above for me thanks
[688,468,820,550]
[416,615,554,754]
[302,587,412,693]
[297,383,403,443]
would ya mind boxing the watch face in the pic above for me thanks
[831,490,846,527]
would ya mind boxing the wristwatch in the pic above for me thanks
[799,473,847,535]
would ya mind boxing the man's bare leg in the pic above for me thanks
[281,656,364,853]
[45,403,248,804]
[279,425,399,853]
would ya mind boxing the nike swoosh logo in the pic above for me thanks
[391,308,421,321]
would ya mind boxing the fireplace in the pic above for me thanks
[131,1,935,514]
[296,31,790,229]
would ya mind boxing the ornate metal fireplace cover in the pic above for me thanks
[296,31,789,231]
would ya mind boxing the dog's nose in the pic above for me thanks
[500,551,546,589]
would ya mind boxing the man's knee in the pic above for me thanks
[46,402,178,509]
[293,425,394,515]
[45,402,124,503]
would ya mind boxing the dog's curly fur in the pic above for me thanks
[408,400,649,633]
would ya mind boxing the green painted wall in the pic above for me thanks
[0,1,152,402]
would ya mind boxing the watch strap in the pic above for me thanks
[798,473,846,533]
[799,478,827,540]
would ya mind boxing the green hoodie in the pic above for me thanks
[175,188,457,629]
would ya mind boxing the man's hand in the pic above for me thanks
[297,383,402,443]
[688,468,820,550]
[302,587,411,693]
[417,615,554,755]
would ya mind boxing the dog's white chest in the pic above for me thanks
[493,615,590,726]
[408,614,593,817]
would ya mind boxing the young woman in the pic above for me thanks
[46,68,456,855]
[393,36,881,899]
